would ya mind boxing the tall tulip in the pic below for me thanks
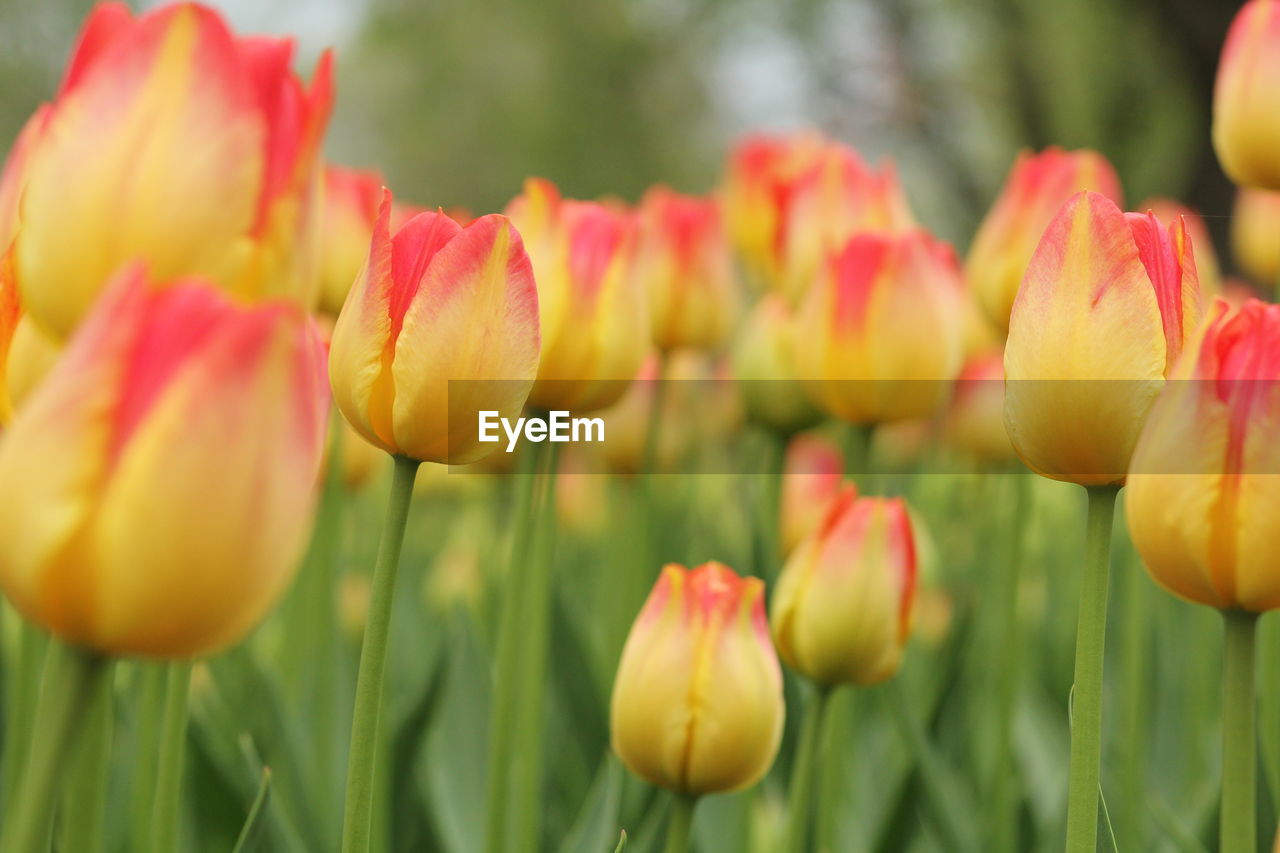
[318,165,384,317]
[13,2,333,339]
[635,186,739,353]
[966,147,1123,330]
[0,268,327,657]
[1003,189,1202,853]
[1231,187,1280,287]
[611,562,783,803]
[1213,0,1280,189]
[328,190,540,465]
[795,229,965,427]
[1128,298,1280,853]
[507,178,647,412]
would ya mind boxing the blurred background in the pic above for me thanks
[0,0,1248,251]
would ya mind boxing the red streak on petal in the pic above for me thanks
[59,1,135,96]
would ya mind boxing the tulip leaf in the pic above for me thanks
[556,755,622,853]
[230,767,272,853]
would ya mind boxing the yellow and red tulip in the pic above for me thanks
[0,268,328,657]
[966,147,1123,330]
[328,190,540,465]
[318,165,385,317]
[13,2,333,339]
[794,229,965,424]
[945,349,1015,464]
[635,186,739,353]
[1231,187,1280,286]
[611,561,784,795]
[1213,0,1280,189]
[1128,299,1280,611]
[1004,191,1203,485]
[506,178,647,412]
[779,434,846,557]
[731,293,824,435]
[771,490,917,687]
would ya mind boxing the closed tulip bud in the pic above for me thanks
[1004,192,1203,485]
[966,148,1123,330]
[0,269,328,657]
[318,165,384,317]
[1214,0,1280,189]
[795,229,965,425]
[1128,299,1280,611]
[507,179,648,412]
[329,190,540,464]
[945,350,1015,464]
[636,186,739,352]
[611,562,784,795]
[771,490,917,686]
[1231,187,1280,285]
[779,434,846,557]
[15,3,333,339]
[732,293,824,435]
[1141,198,1223,297]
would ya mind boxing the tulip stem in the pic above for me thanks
[663,794,698,853]
[0,642,108,853]
[59,660,116,853]
[151,660,193,853]
[1063,485,1119,853]
[0,619,46,826]
[341,454,420,853]
[784,683,833,853]
[1220,609,1258,853]
[484,444,544,853]
[641,351,671,478]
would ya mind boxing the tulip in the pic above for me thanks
[635,186,739,352]
[732,293,824,435]
[1213,0,1280,189]
[611,561,784,795]
[779,434,846,557]
[318,165,385,317]
[1004,191,1203,486]
[14,2,333,339]
[794,229,965,425]
[0,267,328,657]
[328,190,540,464]
[945,349,1015,464]
[966,147,1123,330]
[1141,197,1223,296]
[771,490,917,686]
[506,178,648,412]
[1231,187,1280,286]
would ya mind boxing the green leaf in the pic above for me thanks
[557,756,623,853]
[230,768,272,853]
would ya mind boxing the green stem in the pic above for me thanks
[757,429,787,579]
[341,454,420,853]
[663,794,698,853]
[641,351,671,479]
[58,661,116,853]
[0,619,46,826]
[510,442,563,853]
[484,444,543,853]
[1063,485,1119,853]
[0,642,108,853]
[151,660,193,853]
[1118,544,1148,852]
[129,664,168,847]
[988,473,1032,852]
[785,684,833,853]
[1220,609,1258,853]
[814,689,848,853]
[1265,619,1280,817]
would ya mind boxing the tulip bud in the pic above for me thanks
[15,3,333,339]
[1231,187,1280,286]
[945,349,1015,464]
[328,190,540,464]
[731,294,824,435]
[318,165,384,317]
[1128,299,1280,611]
[1213,0,1280,189]
[0,269,328,657]
[1141,198,1223,297]
[966,148,1123,330]
[771,491,917,686]
[779,434,846,557]
[507,179,648,412]
[794,229,965,425]
[635,186,739,353]
[1004,192,1203,485]
[611,562,784,795]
